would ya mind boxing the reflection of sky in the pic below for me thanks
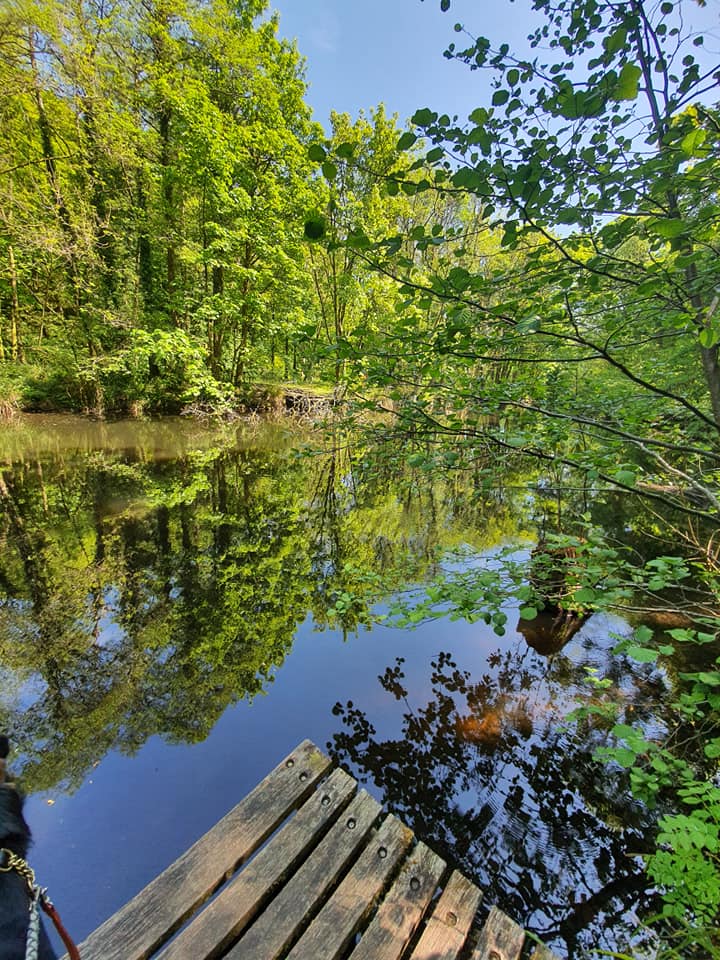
[20,596,660,956]
[0,417,672,957]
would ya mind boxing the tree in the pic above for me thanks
[0,0,321,410]
[344,0,720,527]
[303,107,414,384]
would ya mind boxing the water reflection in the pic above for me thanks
[0,415,521,793]
[329,621,669,959]
[0,415,672,957]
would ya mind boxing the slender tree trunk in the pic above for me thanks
[159,106,178,321]
[137,180,154,312]
[8,245,23,362]
[631,2,720,429]
[82,102,116,300]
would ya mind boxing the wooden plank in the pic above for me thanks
[227,790,382,960]
[409,870,483,960]
[286,813,414,960]
[471,905,525,960]
[155,766,356,960]
[349,841,447,960]
[70,740,332,960]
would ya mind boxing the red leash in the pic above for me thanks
[41,898,82,960]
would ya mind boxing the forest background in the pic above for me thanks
[2,0,720,954]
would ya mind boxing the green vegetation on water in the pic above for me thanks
[2,0,720,953]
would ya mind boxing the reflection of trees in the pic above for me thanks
[0,441,315,792]
[306,440,524,632]
[0,427,526,794]
[329,644,663,959]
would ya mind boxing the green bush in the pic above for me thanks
[81,329,231,415]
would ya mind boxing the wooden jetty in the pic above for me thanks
[68,740,559,960]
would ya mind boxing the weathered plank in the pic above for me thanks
[471,905,525,960]
[227,790,382,960]
[71,740,331,960]
[286,814,414,960]
[349,841,446,960]
[409,870,483,960]
[155,766,356,960]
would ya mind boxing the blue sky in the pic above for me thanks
[269,0,720,131]
[269,0,540,129]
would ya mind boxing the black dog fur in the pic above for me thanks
[0,736,58,960]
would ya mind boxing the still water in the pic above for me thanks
[0,415,668,958]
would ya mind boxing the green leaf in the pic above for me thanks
[469,107,488,125]
[321,161,337,181]
[699,327,720,349]
[397,131,418,151]
[625,645,659,663]
[680,128,707,156]
[519,606,539,620]
[303,216,326,241]
[612,723,643,741]
[452,167,482,189]
[308,144,327,162]
[412,108,437,127]
[506,68,519,87]
[574,586,596,604]
[647,218,686,239]
[615,63,642,100]
[614,469,636,486]
[603,27,627,55]
[492,89,510,106]
[612,747,639,768]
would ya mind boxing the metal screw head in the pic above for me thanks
[321,795,331,807]
[378,846,388,859]
[346,817,356,830]
[299,771,308,782]
[410,877,421,892]
[286,759,295,768]
[446,912,458,927]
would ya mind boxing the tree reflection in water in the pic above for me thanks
[0,418,522,793]
[329,628,665,959]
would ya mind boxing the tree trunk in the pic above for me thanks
[8,245,23,362]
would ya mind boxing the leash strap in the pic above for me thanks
[41,899,81,960]
[1,847,81,960]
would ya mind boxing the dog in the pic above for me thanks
[0,735,58,960]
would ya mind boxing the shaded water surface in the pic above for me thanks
[0,415,668,957]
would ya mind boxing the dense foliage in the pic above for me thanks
[0,0,412,409]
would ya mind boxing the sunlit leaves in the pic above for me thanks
[614,62,642,100]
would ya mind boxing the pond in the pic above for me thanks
[0,414,671,958]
